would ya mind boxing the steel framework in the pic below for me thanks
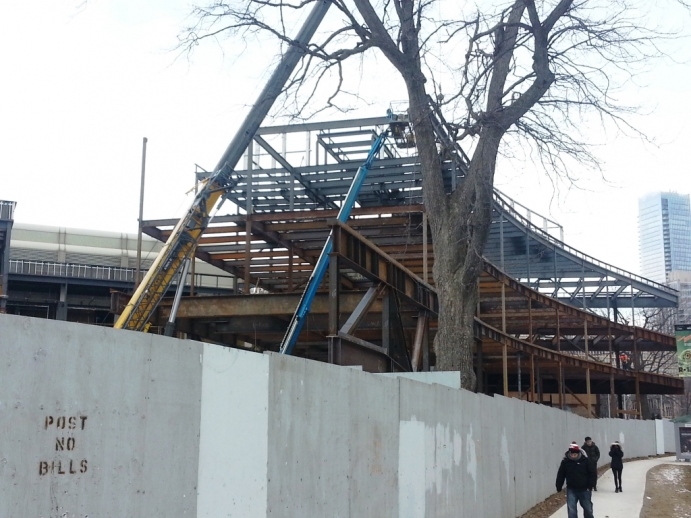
[137,114,682,414]
[188,115,676,312]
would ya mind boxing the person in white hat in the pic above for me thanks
[556,443,596,518]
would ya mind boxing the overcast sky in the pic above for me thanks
[1,0,690,276]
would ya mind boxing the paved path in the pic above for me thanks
[548,456,676,518]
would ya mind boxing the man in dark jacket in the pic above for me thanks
[556,444,597,518]
[581,437,601,490]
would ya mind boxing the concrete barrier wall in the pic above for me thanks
[0,315,666,518]
[0,314,203,517]
[262,352,659,518]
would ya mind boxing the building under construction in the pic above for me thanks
[0,0,683,417]
[0,4,685,515]
[0,112,683,418]
[113,112,682,417]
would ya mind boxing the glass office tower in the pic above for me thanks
[638,192,691,284]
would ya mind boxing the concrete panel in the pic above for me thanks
[0,314,203,517]
[655,419,665,455]
[196,345,270,517]
[513,398,531,516]
[478,393,501,518]
[506,397,520,518]
[522,401,541,512]
[663,419,675,452]
[399,418,426,518]
[494,396,516,518]
[539,404,564,498]
[266,353,352,518]
[618,419,653,458]
[398,377,468,518]
[348,370,399,518]
[458,388,483,518]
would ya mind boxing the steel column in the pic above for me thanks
[585,318,591,418]
[500,211,508,396]
[56,283,68,321]
[328,254,339,335]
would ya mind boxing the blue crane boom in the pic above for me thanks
[279,131,388,355]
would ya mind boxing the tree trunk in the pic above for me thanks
[433,249,479,389]
[403,71,504,391]
[640,395,652,420]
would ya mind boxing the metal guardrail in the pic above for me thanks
[10,260,135,282]
[9,260,235,290]
[493,188,564,241]
[492,193,677,295]
[0,200,16,221]
[426,103,674,297]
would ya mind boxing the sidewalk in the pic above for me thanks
[548,456,676,518]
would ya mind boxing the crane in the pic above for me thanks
[114,0,333,331]
[279,130,389,355]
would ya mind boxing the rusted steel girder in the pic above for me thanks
[158,292,377,320]
[475,320,682,391]
[142,204,426,230]
[329,220,437,314]
[482,261,675,349]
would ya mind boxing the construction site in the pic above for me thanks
[0,1,686,516]
[2,109,683,417]
[0,106,684,516]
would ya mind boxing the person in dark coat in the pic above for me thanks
[556,443,597,518]
[581,437,601,490]
[609,441,624,493]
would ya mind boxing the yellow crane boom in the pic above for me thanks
[114,0,333,331]
[114,177,229,330]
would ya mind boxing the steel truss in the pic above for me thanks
[140,114,682,413]
[190,115,676,313]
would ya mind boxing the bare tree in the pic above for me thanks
[180,0,673,390]
[636,307,686,417]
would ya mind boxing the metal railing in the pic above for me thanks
[10,260,135,282]
[492,193,677,295]
[9,259,236,290]
[0,200,16,221]
[425,104,674,297]
[493,188,564,241]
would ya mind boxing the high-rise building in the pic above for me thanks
[638,192,691,284]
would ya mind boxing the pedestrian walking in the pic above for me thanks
[581,437,601,490]
[556,443,597,518]
[609,441,624,493]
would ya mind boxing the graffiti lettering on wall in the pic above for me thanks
[39,415,88,476]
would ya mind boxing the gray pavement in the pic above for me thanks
[548,456,676,518]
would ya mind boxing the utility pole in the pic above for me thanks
[135,137,148,287]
